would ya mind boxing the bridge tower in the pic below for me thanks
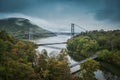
[71,23,75,36]
[28,28,33,40]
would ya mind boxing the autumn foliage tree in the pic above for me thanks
[35,50,71,80]
[0,31,36,80]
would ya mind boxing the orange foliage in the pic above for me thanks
[11,48,18,54]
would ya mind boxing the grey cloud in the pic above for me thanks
[0,0,25,12]
[0,0,120,24]
[0,0,46,12]
[0,0,103,13]
[94,0,120,23]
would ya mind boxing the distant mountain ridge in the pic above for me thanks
[0,17,55,39]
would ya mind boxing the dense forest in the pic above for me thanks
[67,30,120,80]
[0,30,120,80]
[0,31,71,80]
[67,30,120,62]
[67,29,120,67]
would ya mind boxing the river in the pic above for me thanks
[34,35,120,80]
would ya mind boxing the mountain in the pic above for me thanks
[0,18,55,39]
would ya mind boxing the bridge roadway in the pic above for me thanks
[41,45,64,50]
[26,32,79,35]
[70,55,98,68]
[70,55,98,74]
[36,42,67,46]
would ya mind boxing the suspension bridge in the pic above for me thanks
[28,23,87,46]
[29,23,97,74]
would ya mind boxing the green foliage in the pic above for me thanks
[67,35,99,61]
[97,50,120,66]
[112,51,120,66]
[80,59,100,80]
[67,30,120,67]
[6,60,35,80]
[97,49,112,60]
[67,30,120,80]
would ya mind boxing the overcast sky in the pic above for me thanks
[0,0,120,31]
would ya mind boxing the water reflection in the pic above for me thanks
[102,70,120,80]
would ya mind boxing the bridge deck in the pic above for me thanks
[41,45,64,50]
[36,42,67,46]
[70,55,98,68]
[70,55,98,74]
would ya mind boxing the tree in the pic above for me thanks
[97,49,112,61]
[6,60,35,80]
[0,31,37,80]
[67,36,99,60]
[112,51,120,66]
[35,51,71,80]
[80,59,100,80]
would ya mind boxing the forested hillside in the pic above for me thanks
[67,30,120,67]
[0,18,55,39]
